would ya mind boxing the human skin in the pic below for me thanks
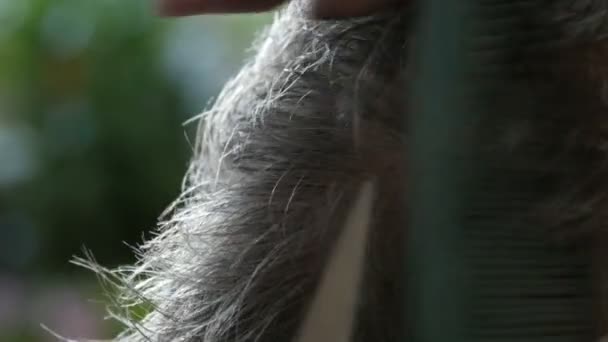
[156,0,406,19]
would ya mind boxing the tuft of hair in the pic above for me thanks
[81,0,608,341]
[94,2,410,341]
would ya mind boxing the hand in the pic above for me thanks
[157,0,405,19]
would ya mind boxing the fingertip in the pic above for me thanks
[156,0,285,17]
[156,0,195,17]
[308,0,406,20]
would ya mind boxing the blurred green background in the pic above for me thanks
[0,0,270,340]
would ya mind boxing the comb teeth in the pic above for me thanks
[466,225,593,340]
[467,0,593,339]
[463,149,594,340]
[468,0,567,79]
[409,0,595,341]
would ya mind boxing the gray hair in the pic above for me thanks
[89,1,608,341]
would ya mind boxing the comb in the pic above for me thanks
[408,0,596,341]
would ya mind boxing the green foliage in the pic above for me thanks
[0,0,270,339]
[1,0,184,273]
[0,0,269,273]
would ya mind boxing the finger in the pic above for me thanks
[310,0,406,19]
[157,0,286,17]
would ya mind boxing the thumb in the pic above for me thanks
[157,0,286,16]
[309,0,407,19]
